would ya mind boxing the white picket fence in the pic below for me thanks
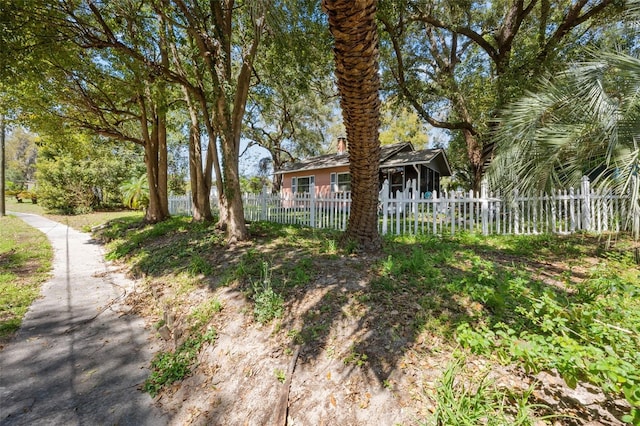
[377,177,636,236]
[168,176,639,237]
[243,189,353,230]
[168,195,195,216]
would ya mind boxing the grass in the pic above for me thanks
[426,359,548,426]
[3,196,44,215]
[4,197,143,232]
[143,328,217,397]
[0,215,53,343]
[379,232,640,423]
[93,215,640,423]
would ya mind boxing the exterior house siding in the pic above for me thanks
[276,142,452,197]
[281,166,350,196]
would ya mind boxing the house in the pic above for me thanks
[275,138,452,198]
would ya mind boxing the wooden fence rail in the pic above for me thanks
[168,176,639,237]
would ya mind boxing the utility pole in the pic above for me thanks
[0,114,5,217]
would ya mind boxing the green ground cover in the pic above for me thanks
[4,197,142,232]
[0,215,53,343]
[95,216,640,423]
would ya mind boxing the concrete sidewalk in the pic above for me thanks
[0,213,169,426]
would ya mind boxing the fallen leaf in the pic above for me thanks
[330,394,336,407]
[326,371,331,380]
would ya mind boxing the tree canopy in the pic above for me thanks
[378,0,624,190]
[0,0,631,249]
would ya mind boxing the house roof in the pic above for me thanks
[275,142,452,177]
[380,148,452,176]
[275,142,413,174]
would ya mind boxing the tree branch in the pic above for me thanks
[411,13,499,65]
[380,15,477,135]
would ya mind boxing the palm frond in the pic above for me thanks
[489,45,640,236]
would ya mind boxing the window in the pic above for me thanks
[389,168,405,194]
[337,173,351,192]
[331,172,351,192]
[292,176,314,193]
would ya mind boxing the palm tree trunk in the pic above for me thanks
[324,0,382,251]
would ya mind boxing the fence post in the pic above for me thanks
[449,191,455,236]
[513,189,520,234]
[481,180,489,235]
[380,179,389,235]
[309,183,316,228]
[261,186,268,221]
[432,190,438,234]
[411,179,418,234]
[396,189,402,235]
[581,176,591,231]
[569,187,576,232]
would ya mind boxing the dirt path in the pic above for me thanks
[0,213,169,426]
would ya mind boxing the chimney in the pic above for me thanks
[337,136,347,155]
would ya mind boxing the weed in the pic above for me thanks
[301,323,329,342]
[143,348,192,397]
[187,255,213,276]
[286,328,300,339]
[324,239,338,255]
[343,345,368,367]
[252,262,284,324]
[427,360,546,426]
[371,276,397,292]
[188,298,223,331]
[381,255,394,276]
[287,257,313,287]
[143,328,216,397]
[287,329,304,345]
[326,346,335,359]
[455,264,640,418]
[235,249,268,283]
[344,239,358,255]
[274,368,286,383]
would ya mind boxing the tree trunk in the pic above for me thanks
[463,129,483,193]
[157,109,170,218]
[139,85,170,224]
[188,129,213,222]
[184,89,213,221]
[144,131,168,223]
[1,116,6,217]
[220,130,248,242]
[324,0,382,251]
[272,173,283,194]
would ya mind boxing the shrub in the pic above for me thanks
[16,191,37,204]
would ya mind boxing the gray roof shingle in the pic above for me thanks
[276,142,413,174]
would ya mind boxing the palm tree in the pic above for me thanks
[121,173,150,211]
[489,46,640,236]
[323,0,382,251]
